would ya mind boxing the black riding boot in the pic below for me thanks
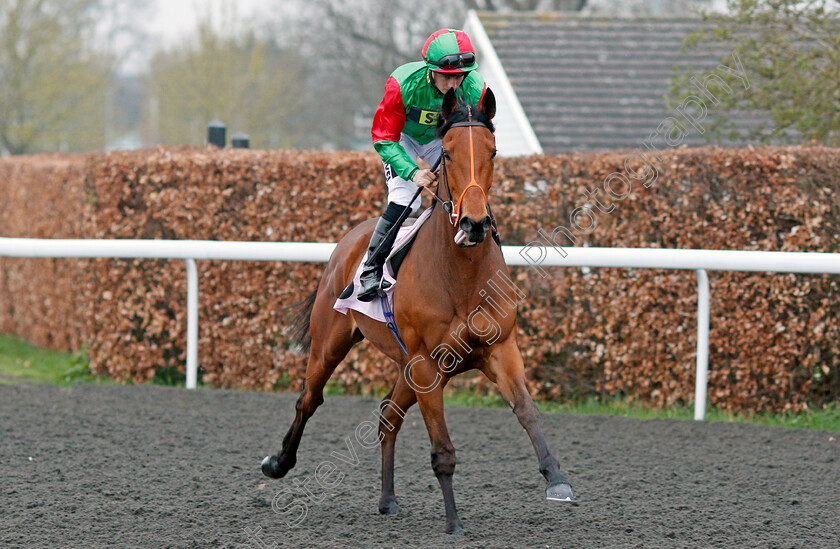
[357,202,410,302]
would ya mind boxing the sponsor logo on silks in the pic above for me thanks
[408,107,440,125]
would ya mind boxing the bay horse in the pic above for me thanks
[261,88,574,534]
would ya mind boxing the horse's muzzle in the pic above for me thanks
[455,215,492,247]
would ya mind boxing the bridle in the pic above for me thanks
[424,106,493,229]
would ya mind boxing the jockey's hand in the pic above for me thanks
[412,169,437,190]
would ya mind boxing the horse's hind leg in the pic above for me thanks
[261,297,361,479]
[482,338,574,502]
[377,376,416,515]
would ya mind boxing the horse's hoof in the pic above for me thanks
[546,482,575,502]
[446,521,465,535]
[378,497,401,515]
[261,455,281,478]
[261,454,295,479]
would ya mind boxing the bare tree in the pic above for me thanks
[272,0,465,148]
[93,0,154,73]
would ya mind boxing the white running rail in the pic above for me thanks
[2,237,839,420]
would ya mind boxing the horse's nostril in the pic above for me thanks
[459,216,492,240]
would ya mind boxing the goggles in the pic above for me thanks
[427,52,476,70]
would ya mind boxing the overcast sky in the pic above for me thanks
[149,0,265,45]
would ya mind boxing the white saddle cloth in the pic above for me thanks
[333,208,433,322]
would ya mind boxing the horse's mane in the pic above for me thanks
[435,95,494,138]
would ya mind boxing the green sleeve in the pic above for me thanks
[373,140,419,181]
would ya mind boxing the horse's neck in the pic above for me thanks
[426,203,496,308]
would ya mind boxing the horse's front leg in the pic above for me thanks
[408,361,464,534]
[482,338,575,503]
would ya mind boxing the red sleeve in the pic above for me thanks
[371,76,406,144]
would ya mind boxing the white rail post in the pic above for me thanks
[185,259,199,389]
[694,269,710,420]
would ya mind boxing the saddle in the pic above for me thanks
[334,208,433,322]
[333,206,502,323]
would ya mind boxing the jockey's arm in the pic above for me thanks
[372,76,420,181]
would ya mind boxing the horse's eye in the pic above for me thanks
[442,150,451,160]
[491,149,497,159]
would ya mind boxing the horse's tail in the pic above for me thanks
[286,288,318,356]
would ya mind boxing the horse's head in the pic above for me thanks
[436,88,496,248]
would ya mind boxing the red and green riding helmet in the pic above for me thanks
[422,29,478,74]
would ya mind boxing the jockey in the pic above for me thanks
[358,28,487,302]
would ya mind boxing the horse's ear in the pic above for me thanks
[441,88,458,121]
[480,88,496,120]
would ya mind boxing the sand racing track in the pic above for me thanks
[1,383,838,548]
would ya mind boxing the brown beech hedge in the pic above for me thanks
[1,145,838,413]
